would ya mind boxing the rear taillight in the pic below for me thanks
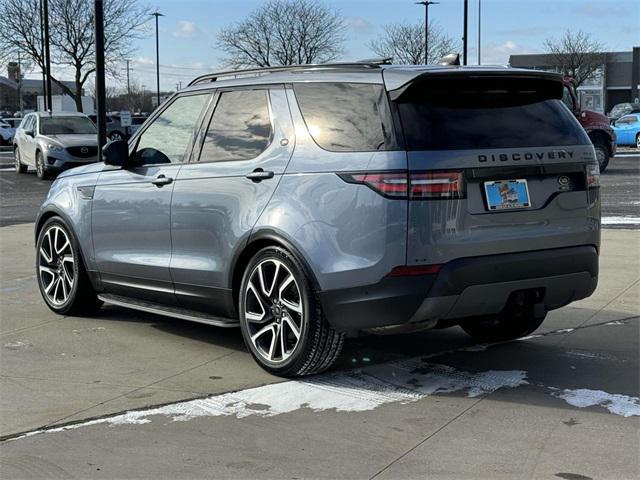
[339,171,464,199]
[410,171,464,199]
[586,163,600,188]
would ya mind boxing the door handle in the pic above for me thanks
[151,175,173,186]
[245,169,274,182]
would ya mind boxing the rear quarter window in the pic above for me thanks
[293,82,396,152]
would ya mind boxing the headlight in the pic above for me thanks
[46,143,64,152]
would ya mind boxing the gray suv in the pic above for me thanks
[35,63,600,377]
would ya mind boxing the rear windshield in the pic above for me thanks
[395,76,589,151]
[40,116,97,135]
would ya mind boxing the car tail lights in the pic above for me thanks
[339,170,465,200]
[586,163,600,188]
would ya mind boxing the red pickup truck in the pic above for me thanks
[562,77,616,172]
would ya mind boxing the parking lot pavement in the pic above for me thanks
[0,219,638,478]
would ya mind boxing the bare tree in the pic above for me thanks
[217,0,346,67]
[0,0,151,112]
[543,30,605,87]
[369,21,460,65]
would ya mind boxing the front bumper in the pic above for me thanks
[44,153,99,172]
[320,245,598,333]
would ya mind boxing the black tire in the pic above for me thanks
[239,246,344,377]
[460,303,546,343]
[592,141,609,172]
[636,133,640,149]
[36,217,102,315]
[14,148,27,174]
[35,151,50,179]
[108,131,124,141]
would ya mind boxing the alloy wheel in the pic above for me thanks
[244,259,304,364]
[14,150,21,172]
[38,225,75,306]
[109,132,123,141]
[36,154,44,178]
[636,135,640,149]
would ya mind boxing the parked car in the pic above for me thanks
[607,102,640,124]
[34,64,600,377]
[612,114,640,148]
[562,77,616,171]
[88,114,125,141]
[13,112,99,179]
[0,119,14,145]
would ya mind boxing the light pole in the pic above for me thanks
[415,1,439,64]
[151,11,164,109]
[477,0,482,65]
[43,0,52,111]
[94,0,107,151]
[463,0,469,65]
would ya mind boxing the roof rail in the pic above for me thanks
[187,61,386,87]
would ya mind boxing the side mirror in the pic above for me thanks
[24,129,34,137]
[102,140,129,166]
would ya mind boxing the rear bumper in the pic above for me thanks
[320,245,598,332]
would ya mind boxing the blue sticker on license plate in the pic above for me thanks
[484,179,531,211]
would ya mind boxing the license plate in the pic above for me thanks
[484,179,531,211]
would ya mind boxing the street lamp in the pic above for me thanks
[151,11,164,109]
[415,1,439,64]
[477,0,482,65]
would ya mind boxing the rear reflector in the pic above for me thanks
[388,264,441,276]
[339,171,464,199]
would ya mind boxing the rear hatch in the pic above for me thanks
[385,70,600,267]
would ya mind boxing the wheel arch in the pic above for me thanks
[230,230,321,314]
[588,130,611,155]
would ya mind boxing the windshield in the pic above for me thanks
[40,116,97,135]
[610,104,631,116]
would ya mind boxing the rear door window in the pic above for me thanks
[293,82,396,152]
[199,89,272,162]
[395,76,589,150]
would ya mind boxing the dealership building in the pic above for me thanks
[510,47,640,114]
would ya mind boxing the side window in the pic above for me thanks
[133,93,210,165]
[22,115,34,131]
[293,82,395,152]
[199,89,272,162]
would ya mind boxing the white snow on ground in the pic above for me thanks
[601,216,640,225]
[554,389,640,417]
[14,361,528,439]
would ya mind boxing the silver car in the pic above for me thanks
[34,63,601,377]
[13,112,99,179]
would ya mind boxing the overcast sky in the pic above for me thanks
[29,0,640,92]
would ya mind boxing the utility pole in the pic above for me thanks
[477,0,482,65]
[43,0,52,111]
[151,11,164,109]
[39,0,47,107]
[416,1,439,64]
[462,0,469,65]
[94,0,107,152]
[126,59,131,95]
[17,51,24,113]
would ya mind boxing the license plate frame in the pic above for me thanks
[484,179,531,211]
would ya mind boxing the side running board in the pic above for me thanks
[98,294,240,328]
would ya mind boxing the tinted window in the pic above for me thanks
[40,116,97,135]
[396,77,589,150]
[293,83,394,152]
[199,89,272,162]
[133,93,210,164]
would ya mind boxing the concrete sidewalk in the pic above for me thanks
[0,224,638,479]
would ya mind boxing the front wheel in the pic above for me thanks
[239,246,344,377]
[636,134,640,149]
[36,217,102,315]
[36,151,50,179]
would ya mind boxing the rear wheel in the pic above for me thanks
[592,141,609,172]
[14,148,27,174]
[636,133,640,149]
[460,301,546,343]
[36,217,102,315]
[239,246,344,377]
[108,131,124,142]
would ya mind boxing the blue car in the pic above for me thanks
[612,114,640,148]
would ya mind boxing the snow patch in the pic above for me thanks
[554,389,640,417]
[13,361,528,439]
[601,216,640,225]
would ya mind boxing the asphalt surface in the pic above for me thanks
[1,148,638,228]
[0,147,638,478]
